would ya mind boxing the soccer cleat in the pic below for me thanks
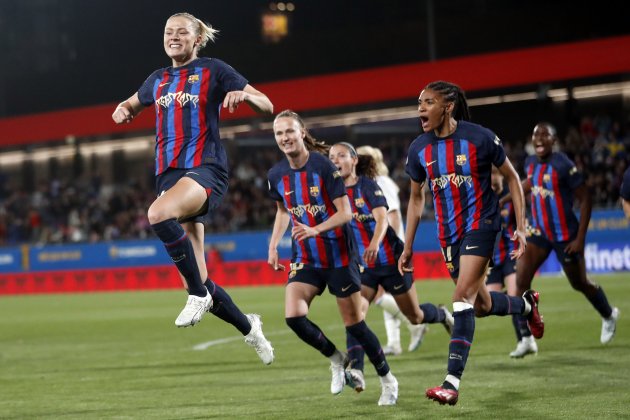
[330,354,349,395]
[378,374,398,406]
[426,385,459,406]
[407,323,428,352]
[439,305,455,336]
[601,307,620,344]
[175,292,213,327]
[509,335,538,358]
[345,368,366,393]
[523,290,544,339]
[382,343,403,356]
[244,314,274,365]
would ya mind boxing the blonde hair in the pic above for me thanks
[356,145,388,176]
[169,12,219,49]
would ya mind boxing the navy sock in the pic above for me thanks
[512,314,529,340]
[586,286,613,318]
[152,219,206,297]
[447,308,475,379]
[485,292,525,316]
[419,303,444,323]
[346,331,365,371]
[204,280,251,335]
[286,316,337,357]
[346,321,389,376]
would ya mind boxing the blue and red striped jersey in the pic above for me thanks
[347,176,402,268]
[138,57,248,175]
[493,188,516,265]
[268,152,356,268]
[406,121,506,247]
[525,152,582,242]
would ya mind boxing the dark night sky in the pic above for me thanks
[0,0,627,118]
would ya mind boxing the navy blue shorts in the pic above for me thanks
[287,262,362,298]
[360,264,413,295]
[155,163,228,224]
[485,258,516,286]
[527,233,581,264]
[441,229,499,280]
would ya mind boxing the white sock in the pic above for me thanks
[452,301,474,313]
[383,311,401,347]
[380,371,396,383]
[329,349,345,364]
[445,374,460,390]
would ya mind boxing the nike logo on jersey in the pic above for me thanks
[427,160,437,166]
[465,245,479,250]
[284,191,293,195]
[341,284,352,292]
[159,82,171,87]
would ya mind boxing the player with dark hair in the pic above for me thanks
[267,110,398,406]
[399,80,543,406]
[111,12,274,364]
[328,141,453,392]
[509,122,619,349]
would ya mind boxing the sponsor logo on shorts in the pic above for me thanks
[341,284,352,292]
[465,245,479,250]
[393,284,404,290]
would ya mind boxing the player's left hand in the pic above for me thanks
[223,90,249,113]
[292,221,319,242]
[363,244,380,264]
[510,229,527,260]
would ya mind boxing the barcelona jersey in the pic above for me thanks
[406,121,505,247]
[493,188,516,265]
[525,152,582,242]
[138,57,248,175]
[347,176,403,268]
[268,153,356,269]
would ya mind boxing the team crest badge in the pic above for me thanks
[446,262,455,272]
[543,174,551,182]
[354,198,365,208]
[309,186,320,197]
[288,270,297,279]
[188,74,200,84]
[456,154,467,166]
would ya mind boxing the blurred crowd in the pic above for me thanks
[0,114,628,247]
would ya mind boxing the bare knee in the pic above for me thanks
[147,203,171,225]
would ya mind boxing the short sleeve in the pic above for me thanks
[363,179,389,211]
[558,153,583,189]
[620,168,630,200]
[214,59,248,93]
[487,130,507,167]
[267,168,282,202]
[405,139,427,184]
[376,176,400,211]
[137,69,162,107]
[322,160,346,201]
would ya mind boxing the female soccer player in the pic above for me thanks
[398,80,542,406]
[329,141,453,392]
[511,122,619,348]
[488,166,535,357]
[267,110,398,406]
[111,12,274,364]
[356,145,426,356]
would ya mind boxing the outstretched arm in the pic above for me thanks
[223,84,273,115]
[112,93,144,124]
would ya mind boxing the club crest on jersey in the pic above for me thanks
[354,197,365,208]
[188,74,200,84]
[543,174,551,182]
[456,154,467,166]
[309,186,320,197]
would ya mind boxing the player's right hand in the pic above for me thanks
[112,105,134,124]
[267,249,285,271]
[398,248,414,276]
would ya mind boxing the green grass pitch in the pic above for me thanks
[1,274,628,419]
